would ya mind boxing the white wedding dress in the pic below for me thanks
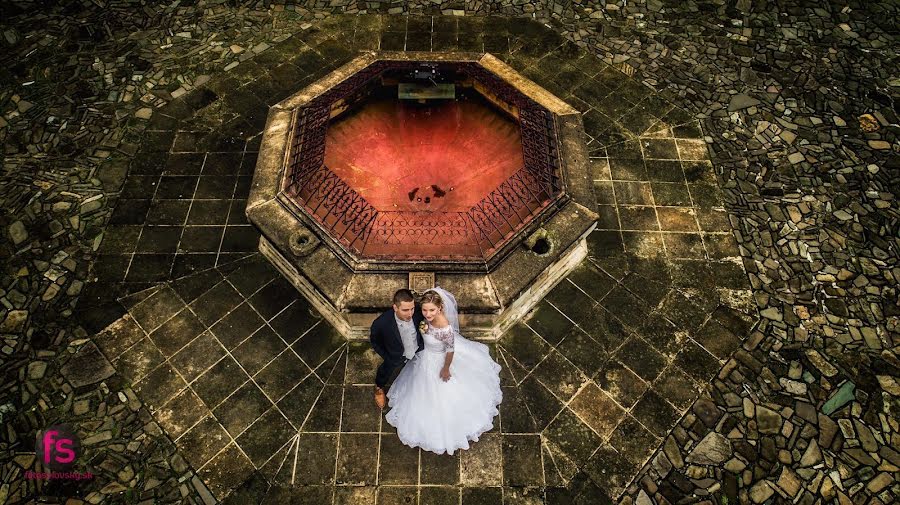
[385,288,502,455]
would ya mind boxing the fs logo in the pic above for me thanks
[35,425,80,471]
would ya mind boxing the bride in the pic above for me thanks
[385,287,503,455]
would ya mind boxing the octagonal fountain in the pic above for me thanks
[248,51,597,339]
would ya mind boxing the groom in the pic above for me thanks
[369,289,425,409]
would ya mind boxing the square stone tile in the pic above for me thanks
[462,487,502,505]
[525,301,574,346]
[544,408,603,468]
[147,307,206,357]
[566,261,617,303]
[615,336,667,383]
[269,298,320,344]
[213,381,272,437]
[236,407,296,467]
[232,326,287,376]
[378,435,419,485]
[676,139,709,161]
[304,384,342,432]
[659,290,710,331]
[636,314,682,359]
[653,365,700,412]
[577,306,632,353]
[345,341,380,385]
[663,233,706,259]
[210,302,266,349]
[420,487,459,505]
[460,433,502,486]
[193,355,247,409]
[171,267,224,303]
[621,275,669,310]
[632,389,681,438]
[341,385,380,432]
[531,350,587,402]
[593,180,615,205]
[95,315,145,360]
[499,323,550,372]
[651,181,692,206]
[608,415,660,466]
[590,158,612,180]
[643,159,684,182]
[134,362,188,412]
[294,433,338,484]
[556,329,607,378]
[595,205,620,230]
[596,360,648,409]
[256,351,309,401]
[145,200,190,225]
[517,377,564,431]
[642,138,678,160]
[155,388,207,440]
[568,382,626,440]
[499,386,538,434]
[622,231,666,258]
[618,206,659,231]
[170,331,226,382]
[226,257,279,297]
[704,232,740,259]
[502,434,543,486]
[697,207,731,232]
[545,282,595,325]
[334,486,376,505]
[220,225,259,252]
[190,280,242,326]
[582,444,639,499]
[674,339,722,383]
[175,414,230,470]
[613,181,654,205]
[115,336,165,382]
[657,207,699,232]
[692,319,742,359]
[608,158,646,181]
[277,374,323,427]
[688,182,723,209]
[198,443,255,500]
[179,226,224,252]
[129,285,185,332]
[292,323,344,370]
[599,285,650,330]
[421,449,459,485]
[376,486,417,505]
[505,487,548,504]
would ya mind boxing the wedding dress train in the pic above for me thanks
[385,314,502,455]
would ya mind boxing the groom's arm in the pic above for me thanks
[369,319,386,359]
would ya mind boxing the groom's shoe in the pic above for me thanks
[374,387,386,409]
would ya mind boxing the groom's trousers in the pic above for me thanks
[375,356,409,389]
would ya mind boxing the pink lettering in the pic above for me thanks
[55,438,75,463]
[42,431,59,464]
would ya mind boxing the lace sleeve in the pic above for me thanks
[436,326,455,352]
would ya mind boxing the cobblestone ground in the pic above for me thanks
[1,1,898,504]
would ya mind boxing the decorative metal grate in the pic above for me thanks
[282,60,563,261]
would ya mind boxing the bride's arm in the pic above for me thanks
[439,326,455,381]
[440,351,454,381]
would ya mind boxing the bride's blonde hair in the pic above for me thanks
[420,291,444,311]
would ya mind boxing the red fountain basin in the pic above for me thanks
[324,98,523,213]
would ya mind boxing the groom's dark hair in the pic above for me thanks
[392,289,415,305]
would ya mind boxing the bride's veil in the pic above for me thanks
[426,286,459,333]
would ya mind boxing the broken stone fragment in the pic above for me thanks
[687,432,732,465]
[822,381,855,415]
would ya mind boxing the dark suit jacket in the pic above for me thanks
[370,305,425,362]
